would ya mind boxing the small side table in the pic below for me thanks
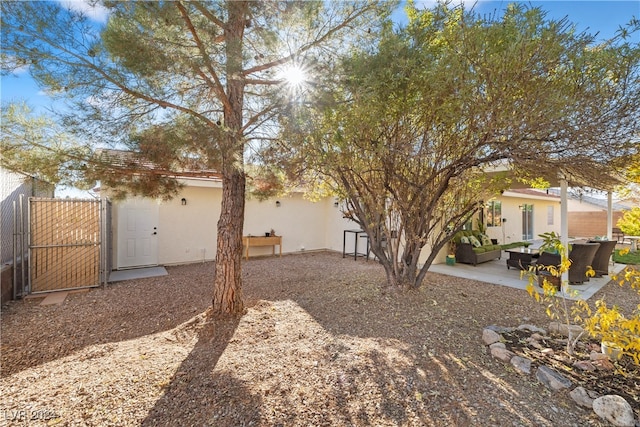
[343,229,368,260]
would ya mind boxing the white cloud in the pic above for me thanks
[2,55,30,75]
[58,0,110,23]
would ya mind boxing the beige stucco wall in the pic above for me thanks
[489,192,562,245]
[113,180,358,267]
[244,195,358,257]
[113,181,567,268]
[157,185,221,265]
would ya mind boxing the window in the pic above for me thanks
[547,206,554,225]
[486,201,502,227]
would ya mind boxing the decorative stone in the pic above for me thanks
[540,348,555,356]
[485,325,515,334]
[569,386,599,408]
[526,337,544,349]
[491,346,515,363]
[572,360,596,371]
[548,322,584,339]
[590,351,610,361]
[592,395,635,427]
[510,356,532,375]
[482,328,501,345]
[536,366,572,391]
[592,359,615,371]
[518,324,546,334]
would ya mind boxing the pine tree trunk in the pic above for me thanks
[212,165,245,315]
[211,0,247,316]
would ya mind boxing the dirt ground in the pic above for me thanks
[1,251,638,426]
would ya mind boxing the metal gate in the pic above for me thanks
[29,198,111,293]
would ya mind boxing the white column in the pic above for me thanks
[560,178,569,283]
[607,191,613,241]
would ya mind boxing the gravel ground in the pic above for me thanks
[1,251,638,426]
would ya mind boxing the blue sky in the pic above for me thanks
[2,1,638,113]
[1,0,638,196]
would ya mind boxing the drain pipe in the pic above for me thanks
[12,200,18,299]
[20,194,26,297]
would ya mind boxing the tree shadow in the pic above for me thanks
[141,315,263,426]
[1,262,217,377]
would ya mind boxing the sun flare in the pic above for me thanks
[281,65,306,87]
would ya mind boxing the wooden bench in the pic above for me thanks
[243,235,282,259]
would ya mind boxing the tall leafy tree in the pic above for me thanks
[1,1,392,314]
[1,102,90,187]
[274,3,640,290]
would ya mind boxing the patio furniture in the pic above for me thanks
[505,247,539,270]
[342,229,368,260]
[535,242,600,284]
[452,231,502,266]
[612,227,625,244]
[567,243,600,284]
[587,239,618,277]
[243,235,282,259]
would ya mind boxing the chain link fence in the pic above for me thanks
[1,168,54,265]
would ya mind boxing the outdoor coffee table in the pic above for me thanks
[506,247,539,270]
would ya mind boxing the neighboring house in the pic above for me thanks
[0,166,54,302]
[547,189,630,238]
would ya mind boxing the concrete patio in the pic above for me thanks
[430,251,626,301]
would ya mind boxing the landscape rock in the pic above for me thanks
[590,351,610,361]
[592,359,615,371]
[569,386,597,408]
[510,356,532,375]
[489,342,506,350]
[548,322,584,339]
[518,324,546,334]
[482,328,502,345]
[485,325,515,334]
[490,346,515,363]
[536,365,572,391]
[592,395,635,427]
[572,360,596,372]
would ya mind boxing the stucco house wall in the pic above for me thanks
[492,189,562,244]
[112,178,577,269]
[111,178,355,269]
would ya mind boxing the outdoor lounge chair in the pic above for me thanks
[535,242,600,284]
[566,243,600,284]
[612,227,625,244]
[587,239,618,277]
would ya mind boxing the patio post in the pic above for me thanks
[607,192,613,241]
[560,177,569,283]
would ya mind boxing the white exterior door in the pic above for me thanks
[117,198,159,269]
